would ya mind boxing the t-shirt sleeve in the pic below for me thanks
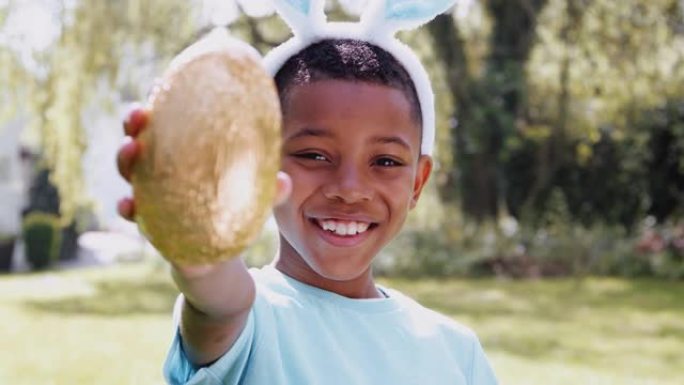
[468,335,499,385]
[162,294,256,385]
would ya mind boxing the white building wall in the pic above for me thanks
[0,118,26,237]
[81,103,138,235]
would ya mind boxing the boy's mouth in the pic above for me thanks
[311,218,377,237]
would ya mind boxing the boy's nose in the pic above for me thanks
[322,165,373,204]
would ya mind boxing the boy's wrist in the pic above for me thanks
[170,256,255,318]
[171,262,222,280]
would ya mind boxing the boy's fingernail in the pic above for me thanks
[117,199,130,216]
[118,198,135,220]
[120,140,137,163]
[124,103,147,136]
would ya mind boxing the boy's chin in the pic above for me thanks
[305,256,372,282]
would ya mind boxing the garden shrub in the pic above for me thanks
[22,212,62,271]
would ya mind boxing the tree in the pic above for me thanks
[2,0,198,222]
[428,0,549,221]
[428,0,684,225]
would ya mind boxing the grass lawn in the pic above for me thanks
[1,261,682,385]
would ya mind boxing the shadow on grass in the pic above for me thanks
[24,275,178,316]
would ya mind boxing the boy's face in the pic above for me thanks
[274,79,432,285]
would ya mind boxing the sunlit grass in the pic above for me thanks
[1,263,682,384]
[0,262,176,385]
[385,277,684,385]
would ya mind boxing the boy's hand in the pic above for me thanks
[116,105,149,222]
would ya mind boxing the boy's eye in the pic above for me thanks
[294,152,328,162]
[374,157,403,167]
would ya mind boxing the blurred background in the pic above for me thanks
[0,0,682,384]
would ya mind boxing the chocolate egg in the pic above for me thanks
[132,28,281,265]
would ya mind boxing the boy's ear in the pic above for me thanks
[410,155,433,209]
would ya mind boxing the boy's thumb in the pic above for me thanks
[274,171,292,207]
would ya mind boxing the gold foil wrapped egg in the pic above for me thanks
[132,28,282,265]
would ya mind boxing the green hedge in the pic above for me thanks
[23,212,62,271]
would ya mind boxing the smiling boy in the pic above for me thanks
[117,3,498,384]
[119,38,497,385]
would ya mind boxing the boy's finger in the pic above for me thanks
[123,104,149,137]
[274,171,292,207]
[117,197,137,222]
[116,139,141,182]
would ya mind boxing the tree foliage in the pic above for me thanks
[2,0,682,235]
[2,0,197,222]
[428,0,684,228]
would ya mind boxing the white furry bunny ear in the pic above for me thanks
[361,0,458,38]
[271,0,327,40]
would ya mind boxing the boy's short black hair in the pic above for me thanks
[274,39,422,127]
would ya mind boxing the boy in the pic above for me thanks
[117,4,498,385]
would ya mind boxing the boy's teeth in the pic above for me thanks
[337,223,348,235]
[319,220,371,236]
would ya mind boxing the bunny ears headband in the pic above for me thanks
[263,0,458,155]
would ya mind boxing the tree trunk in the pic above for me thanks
[522,0,589,215]
[428,0,548,221]
[427,14,470,208]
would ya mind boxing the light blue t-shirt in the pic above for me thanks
[164,265,498,385]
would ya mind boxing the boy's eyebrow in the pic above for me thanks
[371,135,411,151]
[286,127,334,141]
[285,129,412,151]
